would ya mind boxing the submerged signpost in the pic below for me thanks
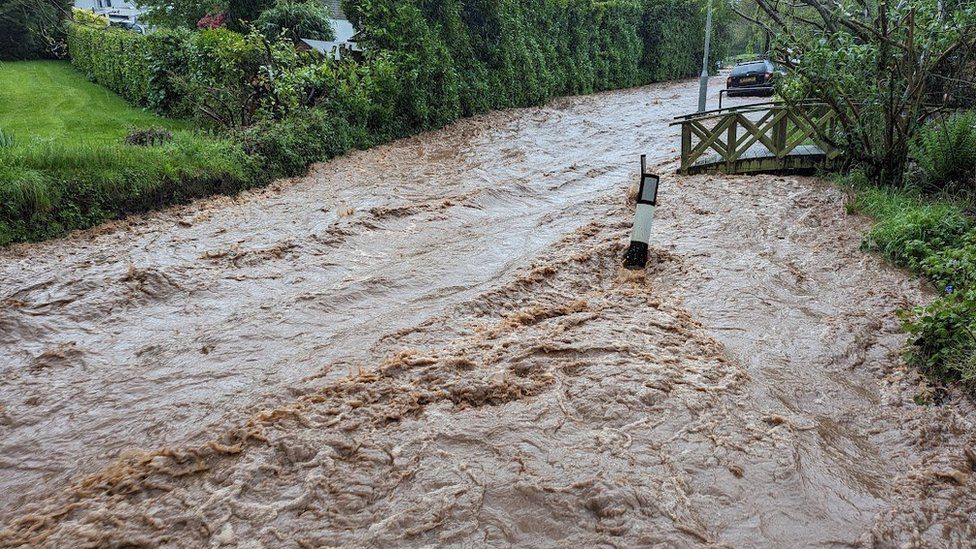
[623,155,660,270]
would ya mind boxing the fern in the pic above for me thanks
[911,111,976,190]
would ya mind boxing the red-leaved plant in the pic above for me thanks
[197,12,227,29]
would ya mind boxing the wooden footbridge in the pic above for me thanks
[671,101,844,175]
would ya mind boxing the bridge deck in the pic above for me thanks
[672,101,842,175]
[688,144,830,175]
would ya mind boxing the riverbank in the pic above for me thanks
[837,171,976,394]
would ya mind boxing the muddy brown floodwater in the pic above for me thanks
[2,77,976,547]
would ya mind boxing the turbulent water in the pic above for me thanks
[1,77,975,547]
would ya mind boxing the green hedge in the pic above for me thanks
[343,0,723,127]
[69,0,725,125]
[67,23,154,105]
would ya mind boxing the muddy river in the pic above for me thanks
[1,77,974,546]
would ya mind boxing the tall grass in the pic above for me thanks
[0,132,258,244]
[840,170,972,269]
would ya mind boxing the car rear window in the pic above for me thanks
[732,62,768,76]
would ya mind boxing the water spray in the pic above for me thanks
[623,155,660,270]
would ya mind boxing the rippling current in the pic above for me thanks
[1,77,974,546]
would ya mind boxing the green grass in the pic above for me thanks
[0,61,260,245]
[0,60,190,143]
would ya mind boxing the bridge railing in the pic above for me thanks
[670,101,844,175]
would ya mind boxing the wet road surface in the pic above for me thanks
[2,77,975,546]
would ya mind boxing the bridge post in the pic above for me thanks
[681,124,691,174]
[726,115,737,172]
[773,107,787,158]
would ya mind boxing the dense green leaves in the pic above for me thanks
[911,112,976,192]
[0,0,72,60]
[757,0,976,185]
[226,0,275,31]
[256,0,337,43]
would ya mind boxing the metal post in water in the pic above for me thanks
[623,155,661,270]
[697,0,714,113]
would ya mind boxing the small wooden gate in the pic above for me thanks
[671,101,844,175]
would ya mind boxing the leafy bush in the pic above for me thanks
[243,107,352,177]
[911,111,976,192]
[902,288,976,389]
[255,0,336,43]
[124,128,174,146]
[71,8,109,28]
[197,12,227,29]
[67,23,153,105]
[137,0,224,29]
[904,228,976,390]
[226,0,274,32]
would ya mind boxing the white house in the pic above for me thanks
[74,0,143,25]
[300,19,361,60]
[72,0,349,29]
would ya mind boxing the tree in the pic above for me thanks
[255,0,336,43]
[226,0,274,32]
[0,0,72,60]
[736,0,976,185]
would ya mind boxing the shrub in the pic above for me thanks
[242,107,352,177]
[920,231,976,292]
[66,23,153,105]
[911,111,976,192]
[124,128,174,146]
[255,0,336,43]
[72,8,110,28]
[197,12,227,29]
[902,288,976,389]
[226,0,274,32]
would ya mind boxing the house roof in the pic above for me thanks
[301,39,339,53]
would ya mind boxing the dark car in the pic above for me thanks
[726,59,778,97]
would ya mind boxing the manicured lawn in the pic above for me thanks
[0,61,257,245]
[0,60,190,143]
